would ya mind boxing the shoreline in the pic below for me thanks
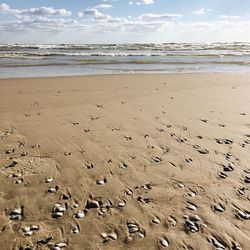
[0,71,250,80]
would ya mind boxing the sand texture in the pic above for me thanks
[0,73,250,250]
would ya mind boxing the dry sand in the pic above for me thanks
[0,73,249,250]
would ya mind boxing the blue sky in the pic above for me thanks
[1,0,250,43]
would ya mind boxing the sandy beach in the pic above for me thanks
[0,73,250,250]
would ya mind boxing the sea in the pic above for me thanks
[1,43,250,78]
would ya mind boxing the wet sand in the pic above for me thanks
[0,73,250,249]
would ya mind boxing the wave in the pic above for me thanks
[2,59,250,68]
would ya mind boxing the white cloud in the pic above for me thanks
[192,8,212,16]
[137,13,182,21]
[131,0,155,6]
[142,0,155,5]
[94,4,113,9]
[192,8,206,15]
[0,3,71,16]
[219,15,240,20]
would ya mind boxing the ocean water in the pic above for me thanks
[1,43,250,78]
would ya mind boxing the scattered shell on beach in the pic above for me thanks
[96,178,106,185]
[152,216,161,224]
[117,200,126,208]
[159,237,169,247]
[211,237,225,250]
[22,225,39,236]
[46,177,53,183]
[52,203,66,218]
[223,162,235,172]
[51,242,67,249]
[127,222,139,234]
[75,211,85,219]
[168,216,177,226]
[9,207,23,220]
[244,175,250,183]
[184,219,199,233]
[215,138,233,145]
[235,209,250,220]
[187,202,197,211]
[86,199,99,209]
[213,203,225,212]
[101,232,118,242]
[48,186,59,193]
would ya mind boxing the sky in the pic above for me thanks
[1,0,250,43]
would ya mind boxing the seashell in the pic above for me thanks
[168,216,176,226]
[9,207,22,220]
[86,200,99,209]
[152,216,161,224]
[244,176,250,183]
[177,183,185,188]
[23,227,31,232]
[117,200,126,207]
[24,231,34,236]
[48,187,58,193]
[189,215,201,222]
[187,203,197,211]
[127,223,139,234]
[30,225,39,231]
[159,237,169,247]
[185,220,199,233]
[96,179,105,185]
[72,228,80,234]
[13,173,22,177]
[52,212,64,218]
[108,232,118,240]
[101,233,108,238]
[75,211,85,219]
[211,238,225,249]
[46,177,53,183]
[214,204,225,212]
[54,242,67,248]
[236,210,250,220]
